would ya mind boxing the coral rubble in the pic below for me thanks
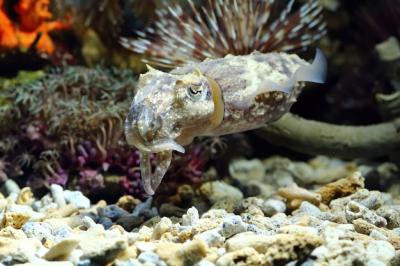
[0,159,398,265]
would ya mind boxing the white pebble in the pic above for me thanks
[262,199,286,216]
[220,215,247,238]
[366,240,396,264]
[63,190,90,209]
[50,184,66,207]
[182,207,199,226]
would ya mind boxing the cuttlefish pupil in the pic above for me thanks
[125,50,327,195]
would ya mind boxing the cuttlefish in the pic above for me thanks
[125,50,326,195]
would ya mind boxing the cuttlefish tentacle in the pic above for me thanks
[139,150,172,195]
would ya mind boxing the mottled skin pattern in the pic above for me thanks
[171,53,307,136]
[125,51,326,195]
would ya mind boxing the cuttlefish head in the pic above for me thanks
[125,67,224,195]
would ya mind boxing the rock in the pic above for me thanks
[329,189,385,213]
[278,225,319,236]
[0,237,42,264]
[229,159,265,181]
[63,190,90,209]
[297,201,322,217]
[132,197,154,217]
[98,217,113,230]
[117,196,141,213]
[182,207,200,226]
[316,171,365,204]
[216,247,265,266]
[376,205,400,229]
[78,226,128,264]
[98,205,129,221]
[116,215,144,232]
[278,184,321,209]
[16,187,34,206]
[196,259,216,266]
[16,262,74,266]
[152,217,173,240]
[199,181,243,205]
[226,232,322,264]
[369,229,388,241]
[155,240,208,266]
[194,229,224,247]
[376,36,400,61]
[159,203,186,217]
[366,240,396,264]
[137,251,166,266]
[50,184,66,207]
[219,215,247,238]
[0,179,20,197]
[22,222,54,246]
[353,219,400,250]
[312,225,368,265]
[113,259,142,266]
[261,199,286,216]
[43,238,79,260]
[345,201,387,227]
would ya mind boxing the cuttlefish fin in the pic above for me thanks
[258,48,327,95]
[139,150,172,195]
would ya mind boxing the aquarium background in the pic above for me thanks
[0,0,399,265]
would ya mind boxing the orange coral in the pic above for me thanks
[0,0,70,54]
[0,0,18,48]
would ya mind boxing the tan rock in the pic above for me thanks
[151,217,173,240]
[16,187,34,206]
[44,204,79,219]
[353,218,400,249]
[317,171,365,204]
[15,262,73,266]
[216,247,267,266]
[43,239,79,261]
[0,237,42,263]
[278,183,321,209]
[226,232,323,263]
[117,195,141,212]
[1,211,30,229]
[156,239,208,266]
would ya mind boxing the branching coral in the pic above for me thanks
[0,66,140,195]
[121,0,326,68]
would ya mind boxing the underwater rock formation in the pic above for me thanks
[0,162,398,265]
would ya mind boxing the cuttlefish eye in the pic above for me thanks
[186,84,207,101]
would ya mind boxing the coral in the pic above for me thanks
[316,171,365,204]
[0,0,70,54]
[225,232,323,264]
[0,0,17,50]
[0,66,144,196]
[121,0,326,68]
[278,183,322,209]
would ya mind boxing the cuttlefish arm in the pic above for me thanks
[140,150,172,195]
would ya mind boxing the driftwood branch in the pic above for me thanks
[255,113,400,159]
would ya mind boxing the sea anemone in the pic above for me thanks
[121,0,326,68]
